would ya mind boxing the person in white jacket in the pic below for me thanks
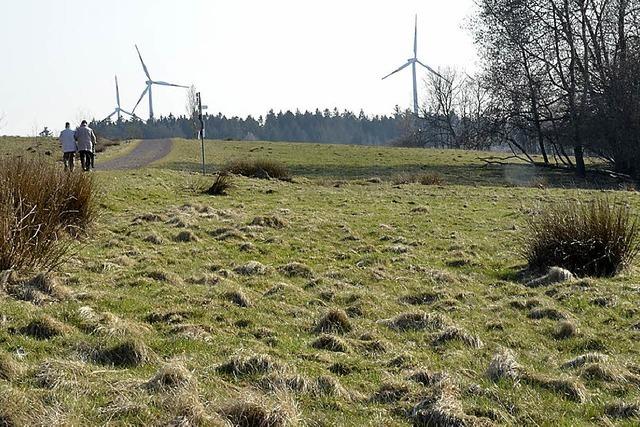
[59,122,77,171]
[74,120,97,171]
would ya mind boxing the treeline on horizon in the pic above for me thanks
[91,108,409,146]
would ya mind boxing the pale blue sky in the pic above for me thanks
[0,0,477,136]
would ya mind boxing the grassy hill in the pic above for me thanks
[1,137,639,426]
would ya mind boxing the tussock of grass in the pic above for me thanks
[554,320,578,339]
[143,233,164,245]
[219,393,299,427]
[528,307,567,320]
[432,326,484,349]
[311,334,349,353]
[486,349,521,381]
[217,354,280,377]
[524,198,640,277]
[173,230,199,243]
[605,401,640,419]
[21,315,70,339]
[561,353,609,369]
[96,338,151,367]
[278,262,313,278]
[223,158,290,180]
[313,309,352,334]
[313,375,348,398]
[4,272,70,305]
[522,373,588,403]
[370,381,412,403]
[205,172,232,196]
[210,227,245,241]
[234,261,268,276]
[0,352,21,381]
[411,378,469,427]
[400,292,440,305]
[392,172,445,186]
[407,370,449,387]
[224,289,252,308]
[145,363,193,392]
[251,215,287,228]
[35,359,88,390]
[133,213,165,223]
[259,373,312,394]
[580,363,626,383]
[170,324,213,342]
[380,311,448,332]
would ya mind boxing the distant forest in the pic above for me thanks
[91,108,409,146]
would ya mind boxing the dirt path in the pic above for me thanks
[96,139,173,171]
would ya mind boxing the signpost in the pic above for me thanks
[196,92,207,175]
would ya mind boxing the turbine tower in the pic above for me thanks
[102,75,138,122]
[382,15,446,116]
[132,44,189,120]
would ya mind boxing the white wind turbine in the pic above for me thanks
[131,44,189,120]
[382,15,447,116]
[102,75,138,122]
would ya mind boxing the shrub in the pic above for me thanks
[223,159,290,180]
[523,198,640,277]
[0,157,96,271]
[205,172,232,196]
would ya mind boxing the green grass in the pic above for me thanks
[0,137,639,425]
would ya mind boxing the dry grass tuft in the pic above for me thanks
[34,359,88,390]
[400,292,440,305]
[96,338,151,367]
[219,393,299,427]
[311,334,349,353]
[528,307,567,320]
[174,230,200,243]
[170,324,213,342]
[205,172,232,196]
[380,311,448,332]
[224,289,252,308]
[234,261,268,276]
[278,262,313,278]
[432,326,484,349]
[313,309,352,334]
[251,215,287,229]
[580,363,626,383]
[522,372,588,403]
[143,233,164,245]
[523,198,640,277]
[486,349,522,382]
[393,172,445,186]
[554,320,578,339]
[21,315,70,339]
[605,401,640,419]
[259,373,312,395]
[0,352,21,381]
[223,158,290,181]
[217,354,280,377]
[4,272,70,304]
[313,375,348,398]
[561,353,609,369]
[370,381,412,403]
[411,378,469,427]
[145,363,193,392]
[407,370,449,387]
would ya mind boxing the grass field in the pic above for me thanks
[1,137,639,426]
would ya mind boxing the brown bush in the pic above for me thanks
[205,172,232,196]
[0,157,96,271]
[524,198,640,277]
[223,159,290,180]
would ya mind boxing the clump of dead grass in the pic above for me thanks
[313,309,352,334]
[259,373,312,395]
[217,354,281,377]
[145,363,193,392]
[224,289,252,308]
[205,172,232,196]
[311,334,349,353]
[605,401,640,419]
[251,215,287,228]
[96,338,152,367]
[523,198,640,277]
[370,381,412,403]
[223,159,290,181]
[380,311,448,332]
[278,262,313,278]
[234,261,268,276]
[34,359,88,390]
[561,353,609,369]
[554,320,578,339]
[3,272,70,305]
[143,233,164,245]
[432,326,484,349]
[21,315,70,339]
[0,352,21,381]
[486,348,522,382]
[392,172,445,186]
[173,230,200,243]
[411,378,470,427]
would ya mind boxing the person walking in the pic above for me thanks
[59,122,77,171]
[74,120,97,171]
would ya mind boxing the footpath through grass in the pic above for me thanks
[0,137,639,425]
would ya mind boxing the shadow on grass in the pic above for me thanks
[162,161,624,190]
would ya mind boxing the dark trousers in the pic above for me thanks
[63,152,75,171]
[79,150,92,171]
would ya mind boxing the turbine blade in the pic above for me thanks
[414,14,418,57]
[381,61,412,80]
[120,109,135,116]
[135,44,152,79]
[132,85,150,114]
[115,75,121,108]
[152,81,190,88]
[102,110,117,122]
[416,60,450,82]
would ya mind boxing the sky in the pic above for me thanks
[0,0,478,136]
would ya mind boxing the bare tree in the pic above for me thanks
[185,85,199,138]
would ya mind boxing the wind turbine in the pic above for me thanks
[382,15,447,116]
[102,75,138,122]
[131,44,189,120]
